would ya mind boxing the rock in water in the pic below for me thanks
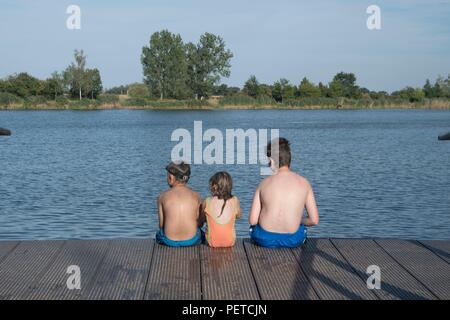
[438,132,450,141]
[0,128,11,136]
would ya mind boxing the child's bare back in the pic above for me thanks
[256,169,318,233]
[159,185,200,241]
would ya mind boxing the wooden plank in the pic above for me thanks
[144,244,201,300]
[243,239,318,300]
[292,239,377,300]
[0,240,65,300]
[85,239,154,300]
[0,241,19,263]
[201,240,260,300]
[332,239,436,300]
[376,239,450,299]
[26,240,110,300]
[419,240,450,264]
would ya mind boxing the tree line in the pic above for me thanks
[1,29,450,107]
[0,50,102,102]
[238,73,450,104]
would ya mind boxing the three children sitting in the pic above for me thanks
[156,138,319,248]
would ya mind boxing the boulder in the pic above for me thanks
[0,128,11,136]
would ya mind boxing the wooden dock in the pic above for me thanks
[0,238,448,300]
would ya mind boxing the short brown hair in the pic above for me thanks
[165,161,191,183]
[266,137,291,168]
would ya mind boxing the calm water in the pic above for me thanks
[0,109,449,240]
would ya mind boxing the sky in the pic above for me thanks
[0,0,449,92]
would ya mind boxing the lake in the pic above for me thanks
[0,109,449,240]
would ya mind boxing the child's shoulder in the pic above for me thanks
[203,196,213,202]
[158,189,169,200]
[202,196,213,207]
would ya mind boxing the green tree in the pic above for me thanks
[369,91,388,100]
[105,85,129,95]
[259,84,273,98]
[186,32,233,99]
[393,87,425,102]
[331,72,359,98]
[213,84,229,96]
[141,30,188,100]
[243,75,260,98]
[4,73,44,98]
[85,68,103,99]
[63,50,103,100]
[298,77,321,98]
[328,79,344,98]
[423,79,434,98]
[128,83,149,99]
[64,50,87,100]
[226,86,241,96]
[318,82,328,97]
[44,71,65,100]
[272,79,295,103]
[435,75,450,98]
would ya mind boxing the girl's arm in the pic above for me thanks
[235,197,242,219]
[198,198,207,228]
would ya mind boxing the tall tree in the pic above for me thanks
[44,71,65,100]
[64,50,87,100]
[259,84,273,98]
[329,79,344,98]
[331,72,359,98]
[85,68,103,99]
[141,30,188,100]
[318,82,328,97]
[435,75,450,98]
[272,79,295,103]
[298,77,321,98]
[186,32,233,99]
[423,79,434,98]
[243,75,260,98]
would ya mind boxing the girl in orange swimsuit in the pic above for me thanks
[200,172,241,248]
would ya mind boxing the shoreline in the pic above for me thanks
[2,102,450,111]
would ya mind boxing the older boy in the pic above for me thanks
[249,138,319,248]
[156,161,202,247]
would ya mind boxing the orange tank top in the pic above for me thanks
[204,197,237,248]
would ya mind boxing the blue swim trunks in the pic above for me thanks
[156,228,202,247]
[250,224,307,248]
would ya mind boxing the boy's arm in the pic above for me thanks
[249,187,262,226]
[302,184,319,226]
[157,194,164,229]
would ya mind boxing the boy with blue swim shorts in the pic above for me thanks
[156,161,202,247]
[249,138,320,248]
